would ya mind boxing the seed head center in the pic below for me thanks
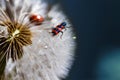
[12,29,20,37]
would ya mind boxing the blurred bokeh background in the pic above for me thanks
[47,0,120,80]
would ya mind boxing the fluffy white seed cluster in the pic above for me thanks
[0,0,76,80]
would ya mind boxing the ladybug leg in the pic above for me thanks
[64,28,67,31]
[60,31,63,39]
[66,25,71,28]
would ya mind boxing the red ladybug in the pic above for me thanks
[29,14,44,25]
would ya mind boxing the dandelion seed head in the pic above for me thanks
[0,0,76,80]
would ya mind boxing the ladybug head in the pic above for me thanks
[61,22,67,26]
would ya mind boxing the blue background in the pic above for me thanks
[47,0,120,80]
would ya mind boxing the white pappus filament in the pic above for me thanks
[0,0,76,80]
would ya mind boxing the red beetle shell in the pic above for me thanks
[29,14,44,25]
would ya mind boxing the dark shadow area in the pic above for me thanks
[47,0,120,80]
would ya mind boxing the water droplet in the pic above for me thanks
[73,36,77,39]
[44,45,48,49]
